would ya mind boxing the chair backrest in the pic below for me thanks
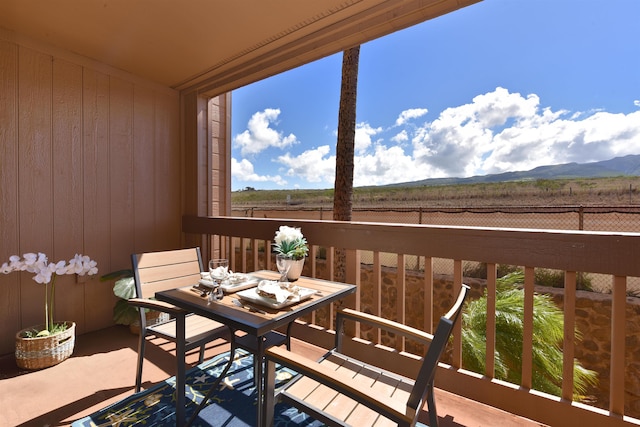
[407,284,470,414]
[131,247,203,299]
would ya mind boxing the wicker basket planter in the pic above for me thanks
[15,321,76,370]
[129,311,169,335]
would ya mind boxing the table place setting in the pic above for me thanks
[222,273,259,292]
[256,280,300,302]
[198,261,259,297]
[193,255,317,310]
[199,271,259,292]
[236,279,316,309]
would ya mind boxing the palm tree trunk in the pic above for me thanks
[333,46,360,282]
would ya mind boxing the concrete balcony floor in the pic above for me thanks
[0,326,546,427]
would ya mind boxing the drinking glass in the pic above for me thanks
[208,259,228,301]
[275,254,291,282]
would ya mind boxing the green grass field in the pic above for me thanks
[232,176,640,207]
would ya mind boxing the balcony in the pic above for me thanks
[2,215,639,426]
[6,1,631,425]
[183,215,640,427]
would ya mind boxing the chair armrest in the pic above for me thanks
[128,298,187,316]
[337,308,434,349]
[266,346,412,425]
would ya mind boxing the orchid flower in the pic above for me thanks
[1,252,98,334]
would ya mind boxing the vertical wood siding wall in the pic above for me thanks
[207,95,231,261]
[0,36,182,355]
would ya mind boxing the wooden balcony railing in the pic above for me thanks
[183,215,640,427]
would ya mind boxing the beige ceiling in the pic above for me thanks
[0,0,480,97]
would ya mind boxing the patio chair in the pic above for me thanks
[264,284,470,427]
[129,247,230,392]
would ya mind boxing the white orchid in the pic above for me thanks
[66,253,98,275]
[34,266,53,284]
[1,252,98,335]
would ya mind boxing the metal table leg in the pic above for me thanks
[176,314,186,426]
[184,329,237,427]
[256,335,266,427]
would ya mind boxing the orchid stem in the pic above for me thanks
[48,274,57,332]
[44,283,49,332]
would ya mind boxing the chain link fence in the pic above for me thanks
[232,205,640,293]
[233,205,640,232]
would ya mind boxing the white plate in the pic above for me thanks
[220,275,259,293]
[236,286,316,309]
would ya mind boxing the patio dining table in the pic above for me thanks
[155,269,356,427]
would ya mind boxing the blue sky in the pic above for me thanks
[231,0,640,191]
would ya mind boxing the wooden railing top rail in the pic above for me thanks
[183,215,640,277]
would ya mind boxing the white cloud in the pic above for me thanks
[233,108,298,156]
[481,101,640,175]
[395,108,428,126]
[231,158,287,186]
[410,87,640,178]
[277,146,336,183]
[353,145,427,186]
[409,88,541,177]
[233,87,640,189]
[469,88,539,128]
[273,143,428,188]
[355,122,382,154]
[391,130,408,143]
[635,100,640,107]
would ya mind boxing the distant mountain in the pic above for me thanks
[384,155,640,188]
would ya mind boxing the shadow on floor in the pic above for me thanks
[16,386,132,427]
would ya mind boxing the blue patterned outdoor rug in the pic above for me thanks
[72,349,323,426]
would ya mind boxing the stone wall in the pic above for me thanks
[543,286,640,416]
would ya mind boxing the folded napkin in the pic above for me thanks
[227,273,250,284]
[221,273,258,291]
[210,266,230,280]
[256,280,300,303]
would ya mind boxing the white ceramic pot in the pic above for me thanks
[286,257,305,281]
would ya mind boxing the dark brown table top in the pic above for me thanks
[155,270,356,336]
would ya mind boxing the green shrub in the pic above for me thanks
[461,271,598,400]
[465,263,592,291]
[463,262,520,279]
[535,268,592,291]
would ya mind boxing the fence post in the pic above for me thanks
[415,207,424,270]
[578,206,584,230]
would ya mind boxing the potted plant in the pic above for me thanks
[100,269,137,327]
[272,226,309,281]
[1,252,98,369]
[100,269,167,334]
